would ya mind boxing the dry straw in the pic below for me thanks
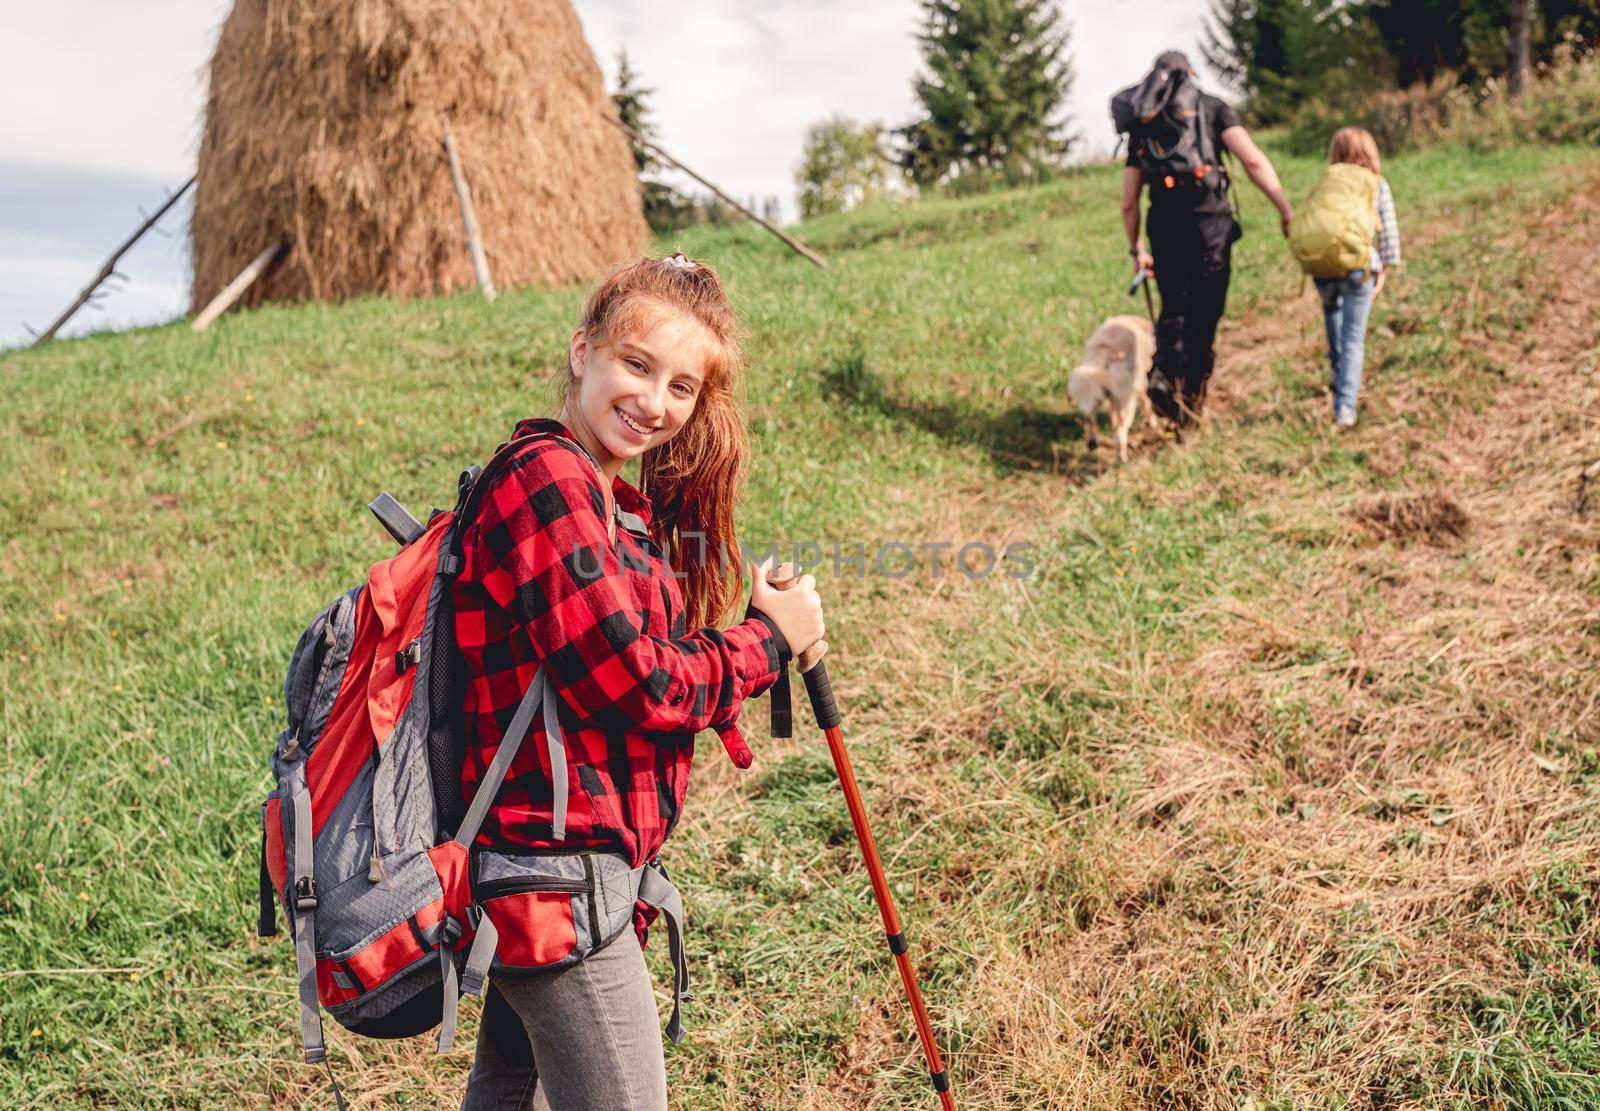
[190,0,648,311]
[1353,490,1470,545]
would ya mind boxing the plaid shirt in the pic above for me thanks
[1372,178,1403,273]
[453,419,783,880]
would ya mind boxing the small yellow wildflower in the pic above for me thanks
[54,612,66,622]
[214,440,229,451]
[244,393,256,402]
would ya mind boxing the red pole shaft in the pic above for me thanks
[762,567,953,1106]
[821,723,955,1110]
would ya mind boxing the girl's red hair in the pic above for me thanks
[1329,126,1382,176]
[563,255,749,629]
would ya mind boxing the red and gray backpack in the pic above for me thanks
[256,432,690,1102]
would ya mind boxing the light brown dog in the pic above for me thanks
[1067,314,1156,462]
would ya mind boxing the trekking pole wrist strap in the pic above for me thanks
[744,607,792,662]
[741,608,792,740]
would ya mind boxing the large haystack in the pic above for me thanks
[190,0,648,311]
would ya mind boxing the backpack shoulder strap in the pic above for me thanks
[452,434,543,539]
[445,430,606,843]
[1196,90,1219,168]
[1136,67,1178,125]
[452,430,615,556]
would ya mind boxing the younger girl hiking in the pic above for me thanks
[454,253,824,1109]
[1289,126,1404,428]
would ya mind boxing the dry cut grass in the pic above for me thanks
[783,179,1600,1107]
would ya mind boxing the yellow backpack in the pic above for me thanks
[1289,163,1379,278]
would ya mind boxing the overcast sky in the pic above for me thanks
[0,0,1215,348]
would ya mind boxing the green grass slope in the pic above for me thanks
[3,141,1599,1108]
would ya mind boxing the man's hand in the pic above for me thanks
[1221,125,1295,238]
[1134,249,1155,275]
[1372,268,1387,298]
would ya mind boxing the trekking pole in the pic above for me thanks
[765,565,956,1109]
[1128,265,1156,324]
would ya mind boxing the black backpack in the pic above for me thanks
[1111,64,1223,190]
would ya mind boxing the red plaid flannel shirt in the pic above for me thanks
[453,419,783,879]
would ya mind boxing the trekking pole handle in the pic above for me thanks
[765,563,827,673]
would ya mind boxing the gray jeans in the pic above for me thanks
[459,934,668,1111]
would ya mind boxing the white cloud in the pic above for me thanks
[0,227,188,344]
[0,0,1231,346]
[0,1,227,180]
[1070,3,1220,157]
[577,1,1222,211]
[578,1,924,215]
[0,0,1224,204]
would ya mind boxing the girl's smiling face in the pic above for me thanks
[563,304,712,478]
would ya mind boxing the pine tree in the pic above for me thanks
[899,0,1077,188]
[1202,0,1393,123]
[1205,0,1600,118]
[611,50,655,175]
[1203,0,1332,122]
[609,51,696,232]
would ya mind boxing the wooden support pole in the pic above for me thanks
[442,121,497,300]
[605,117,830,271]
[192,241,286,333]
[31,176,196,347]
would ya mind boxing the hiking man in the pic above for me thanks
[1116,50,1294,428]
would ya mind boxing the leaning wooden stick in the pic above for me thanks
[442,120,497,300]
[766,563,955,1109]
[32,176,196,348]
[606,117,830,271]
[192,241,286,332]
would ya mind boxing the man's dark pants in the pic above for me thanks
[1146,203,1240,425]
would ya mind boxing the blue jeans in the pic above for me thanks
[1314,269,1374,416]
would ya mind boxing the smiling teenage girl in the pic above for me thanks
[454,254,823,1110]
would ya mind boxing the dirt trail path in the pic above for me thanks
[1063,177,1600,1106]
[800,174,1600,1107]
